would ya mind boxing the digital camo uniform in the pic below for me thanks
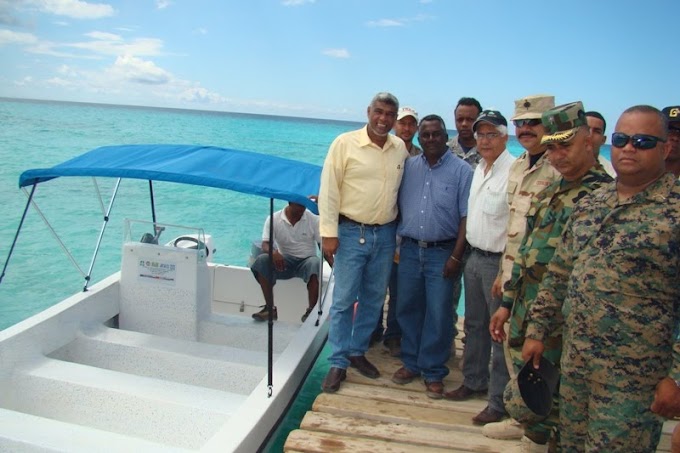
[447,135,481,169]
[524,172,680,451]
[500,95,560,288]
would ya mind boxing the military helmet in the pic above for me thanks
[504,356,559,425]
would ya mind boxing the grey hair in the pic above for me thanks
[496,125,508,136]
[370,92,399,110]
[621,105,668,140]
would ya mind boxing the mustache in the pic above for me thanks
[518,132,537,138]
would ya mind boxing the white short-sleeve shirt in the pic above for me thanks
[262,208,320,259]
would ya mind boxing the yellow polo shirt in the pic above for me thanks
[319,126,408,237]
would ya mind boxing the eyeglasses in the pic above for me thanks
[611,132,666,150]
[513,118,542,128]
[419,130,444,139]
[474,132,501,140]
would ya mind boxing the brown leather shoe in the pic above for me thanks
[391,366,419,385]
[348,355,380,379]
[425,381,444,399]
[472,405,506,425]
[444,384,488,401]
[383,337,401,357]
[321,367,346,393]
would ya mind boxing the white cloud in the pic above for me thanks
[68,35,164,56]
[155,0,171,9]
[46,76,73,86]
[282,0,315,6]
[108,54,171,85]
[29,0,115,19]
[0,29,38,45]
[13,75,33,86]
[193,27,207,35]
[180,87,226,103]
[322,48,349,59]
[366,18,403,27]
[85,31,122,41]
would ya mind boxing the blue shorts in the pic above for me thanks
[250,253,320,284]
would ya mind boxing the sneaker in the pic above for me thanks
[508,436,549,453]
[482,418,524,440]
[301,307,314,322]
[252,305,277,322]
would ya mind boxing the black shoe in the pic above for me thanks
[252,305,277,322]
[348,355,380,379]
[321,367,346,393]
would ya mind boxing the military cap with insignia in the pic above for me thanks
[540,101,588,144]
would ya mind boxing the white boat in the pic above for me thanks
[0,144,332,452]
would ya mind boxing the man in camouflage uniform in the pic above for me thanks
[522,105,680,451]
[448,97,483,169]
[488,102,613,451]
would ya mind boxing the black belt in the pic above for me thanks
[470,246,502,257]
[402,236,456,248]
[339,214,390,228]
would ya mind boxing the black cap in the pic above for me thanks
[473,109,508,132]
[662,106,680,124]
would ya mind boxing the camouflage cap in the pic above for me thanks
[511,94,555,121]
[540,101,587,144]
[662,106,680,124]
[503,357,559,425]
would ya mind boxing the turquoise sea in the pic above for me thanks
[0,98,612,451]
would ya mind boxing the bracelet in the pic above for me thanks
[449,255,462,263]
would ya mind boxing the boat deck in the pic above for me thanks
[284,323,677,452]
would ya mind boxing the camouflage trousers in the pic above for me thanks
[507,342,561,444]
[560,371,663,452]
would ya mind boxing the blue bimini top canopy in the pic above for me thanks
[19,144,322,213]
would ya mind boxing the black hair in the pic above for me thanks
[585,111,607,133]
[455,97,483,116]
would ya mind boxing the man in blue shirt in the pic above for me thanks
[391,114,473,398]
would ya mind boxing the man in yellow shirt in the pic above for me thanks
[319,92,409,392]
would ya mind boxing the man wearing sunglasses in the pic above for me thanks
[662,105,680,177]
[488,102,612,451]
[522,105,680,452]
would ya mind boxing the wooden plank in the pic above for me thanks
[284,429,463,453]
[336,381,488,415]
[299,411,515,451]
[313,393,480,431]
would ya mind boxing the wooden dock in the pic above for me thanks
[284,334,677,452]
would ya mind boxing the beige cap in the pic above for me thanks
[397,106,418,122]
[511,94,556,121]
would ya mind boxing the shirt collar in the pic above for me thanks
[360,125,397,151]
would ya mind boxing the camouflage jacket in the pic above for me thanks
[502,166,613,349]
[500,151,560,287]
[525,172,680,388]
[447,135,481,169]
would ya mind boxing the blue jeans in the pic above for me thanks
[462,250,509,413]
[374,261,402,341]
[327,221,396,369]
[396,240,457,382]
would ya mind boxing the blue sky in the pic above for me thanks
[1,0,678,128]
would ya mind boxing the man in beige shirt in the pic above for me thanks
[484,94,559,440]
[319,92,409,393]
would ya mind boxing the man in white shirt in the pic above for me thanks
[250,200,321,322]
[585,111,616,176]
[445,110,515,425]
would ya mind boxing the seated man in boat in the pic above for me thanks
[250,197,321,322]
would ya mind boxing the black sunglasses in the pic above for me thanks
[513,118,542,128]
[611,132,666,150]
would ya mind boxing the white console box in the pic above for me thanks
[119,242,210,340]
